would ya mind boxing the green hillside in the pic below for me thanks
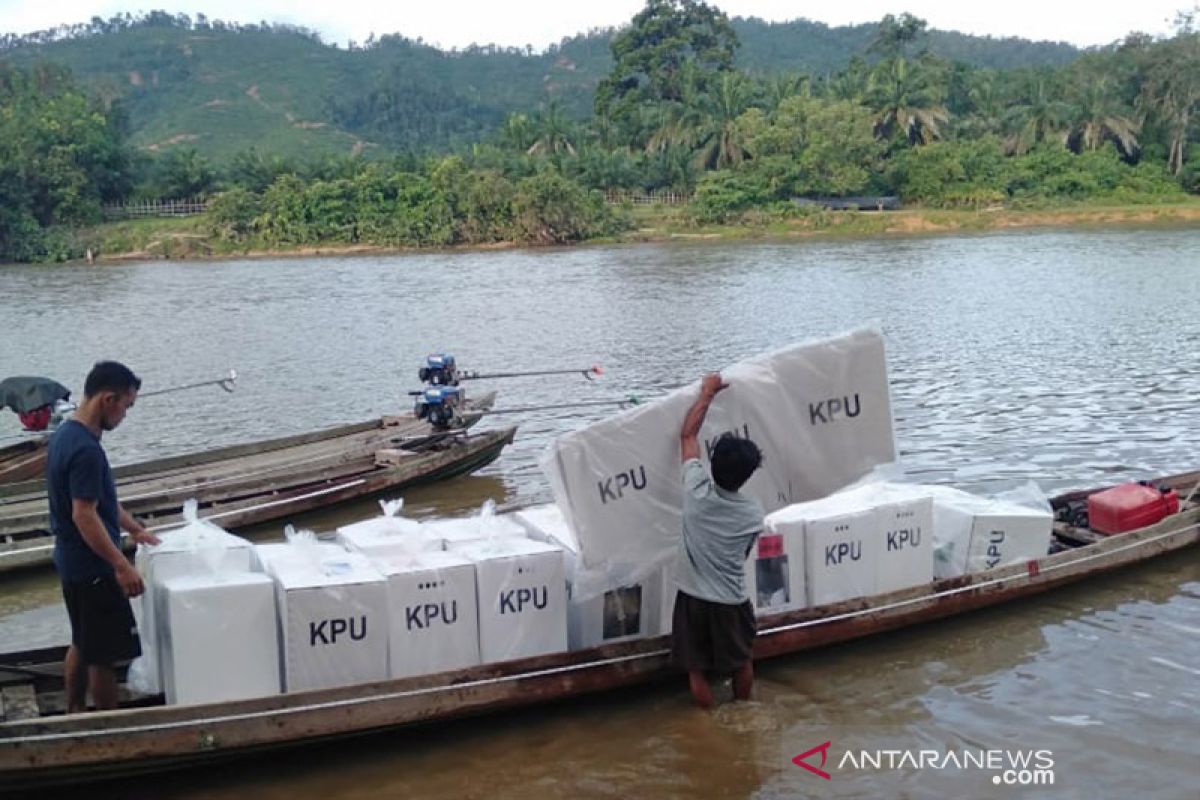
[0,11,1083,161]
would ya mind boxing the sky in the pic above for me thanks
[0,0,1192,50]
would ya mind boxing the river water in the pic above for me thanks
[1,227,1198,798]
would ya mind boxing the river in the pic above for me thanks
[1,226,1198,797]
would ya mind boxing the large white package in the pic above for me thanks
[425,500,527,550]
[929,488,1053,579]
[745,525,808,616]
[373,551,480,679]
[336,497,439,559]
[130,500,254,695]
[454,538,567,663]
[512,503,661,650]
[266,548,389,692]
[159,572,280,705]
[541,327,895,574]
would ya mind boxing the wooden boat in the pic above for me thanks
[0,393,497,488]
[0,470,1195,790]
[0,414,513,575]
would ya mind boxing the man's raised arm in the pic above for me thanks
[680,373,728,462]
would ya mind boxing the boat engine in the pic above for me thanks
[418,354,459,386]
[414,386,464,430]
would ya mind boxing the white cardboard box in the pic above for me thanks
[373,551,481,679]
[134,525,254,694]
[872,492,934,594]
[266,550,389,692]
[930,491,1053,578]
[454,538,567,663]
[540,327,896,576]
[159,572,280,705]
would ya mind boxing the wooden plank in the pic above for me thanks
[0,685,38,722]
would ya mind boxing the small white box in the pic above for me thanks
[931,491,1053,578]
[873,493,934,593]
[425,514,527,550]
[373,551,481,678]
[267,550,389,692]
[159,572,280,705]
[768,491,879,608]
[135,524,254,694]
[804,505,877,606]
[455,538,567,663]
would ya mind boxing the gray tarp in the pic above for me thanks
[0,376,71,413]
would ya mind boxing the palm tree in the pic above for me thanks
[866,57,949,145]
[1137,32,1200,175]
[1065,75,1140,157]
[1003,75,1071,154]
[764,72,810,113]
[647,72,755,170]
[526,102,577,157]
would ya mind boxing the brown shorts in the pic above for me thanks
[671,591,756,674]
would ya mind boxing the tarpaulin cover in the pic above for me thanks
[0,376,70,413]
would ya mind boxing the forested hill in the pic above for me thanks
[0,12,1081,159]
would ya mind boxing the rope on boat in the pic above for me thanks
[4,519,1196,743]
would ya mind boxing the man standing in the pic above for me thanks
[47,361,159,713]
[672,373,765,708]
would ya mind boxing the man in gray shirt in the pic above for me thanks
[672,373,764,708]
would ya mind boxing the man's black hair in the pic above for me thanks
[710,433,762,492]
[84,361,141,398]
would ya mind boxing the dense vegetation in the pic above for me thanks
[1,2,1198,262]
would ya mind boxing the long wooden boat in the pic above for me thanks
[0,470,1195,790]
[0,393,496,489]
[0,423,515,574]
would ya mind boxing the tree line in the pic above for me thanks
[1,1,1198,261]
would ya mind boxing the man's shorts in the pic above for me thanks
[670,590,756,673]
[62,573,142,666]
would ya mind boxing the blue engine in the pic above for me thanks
[414,386,464,429]
[418,353,458,386]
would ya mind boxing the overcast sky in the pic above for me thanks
[0,1,1191,50]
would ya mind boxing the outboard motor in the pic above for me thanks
[414,386,464,430]
[418,354,459,386]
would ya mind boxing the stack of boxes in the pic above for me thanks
[138,474,1055,707]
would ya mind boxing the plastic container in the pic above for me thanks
[1087,483,1179,535]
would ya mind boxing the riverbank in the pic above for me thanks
[70,200,1200,264]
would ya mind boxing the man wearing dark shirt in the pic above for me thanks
[47,361,159,713]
